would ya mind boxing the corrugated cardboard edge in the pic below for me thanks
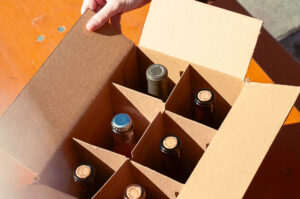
[178,83,300,199]
[140,0,263,80]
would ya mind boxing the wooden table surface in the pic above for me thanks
[0,0,299,194]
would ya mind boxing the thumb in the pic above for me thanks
[86,3,119,31]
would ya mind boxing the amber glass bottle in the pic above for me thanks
[124,184,146,199]
[73,163,96,199]
[193,89,215,126]
[160,135,183,182]
[112,113,136,158]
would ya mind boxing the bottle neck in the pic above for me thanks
[113,130,136,144]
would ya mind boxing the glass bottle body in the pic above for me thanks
[160,135,184,182]
[146,64,168,101]
[113,129,136,158]
[73,164,96,199]
[193,89,215,127]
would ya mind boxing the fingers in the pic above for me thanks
[86,3,119,31]
[81,0,97,14]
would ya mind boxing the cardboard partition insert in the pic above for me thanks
[132,111,216,183]
[166,64,245,129]
[71,82,164,155]
[34,136,126,197]
[94,160,183,199]
[121,46,189,101]
[177,84,300,199]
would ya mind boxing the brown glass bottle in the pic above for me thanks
[160,135,183,182]
[146,64,168,101]
[193,89,215,126]
[112,113,136,158]
[73,163,96,199]
[124,184,146,199]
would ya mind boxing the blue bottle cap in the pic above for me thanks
[111,113,133,134]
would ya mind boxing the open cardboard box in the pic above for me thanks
[1,0,299,198]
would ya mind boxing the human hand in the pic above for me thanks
[81,0,149,31]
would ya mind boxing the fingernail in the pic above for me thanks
[86,21,94,31]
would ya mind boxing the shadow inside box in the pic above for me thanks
[167,65,232,129]
[38,138,115,198]
[244,122,300,198]
[132,111,214,183]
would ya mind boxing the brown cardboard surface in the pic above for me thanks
[139,0,263,80]
[178,83,300,199]
[73,138,127,172]
[112,83,164,123]
[166,65,245,129]
[94,160,183,199]
[7,184,76,199]
[0,10,134,175]
[132,111,216,183]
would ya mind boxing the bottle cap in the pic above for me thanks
[146,64,168,82]
[112,113,133,134]
[124,184,145,199]
[194,89,215,105]
[160,135,181,155]
[73,164,95,184]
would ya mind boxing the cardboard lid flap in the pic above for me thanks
[140,0,263,79]
[178,83,299,198]
[0,10,134,174]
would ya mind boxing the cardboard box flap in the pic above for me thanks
[178,83,300,199]
[0,10,134,175]
[140,0,263,80]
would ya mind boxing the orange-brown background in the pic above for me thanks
[0,0,299,194]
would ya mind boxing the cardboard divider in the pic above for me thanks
[72,82,164,156]
[94,160,183,199]
[131,111,216,183]
[166,64,245,129]
[121,46,190,101]
[37,137,126,198]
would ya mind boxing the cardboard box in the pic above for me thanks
[1,0,299,198]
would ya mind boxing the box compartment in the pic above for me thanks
[71,83,164,156]
[35,137,126,197]
[132,111,216,183]
[166,65,245,129]
[177,84,300,199]
[94,160,183,199]
[121,46,190,101]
